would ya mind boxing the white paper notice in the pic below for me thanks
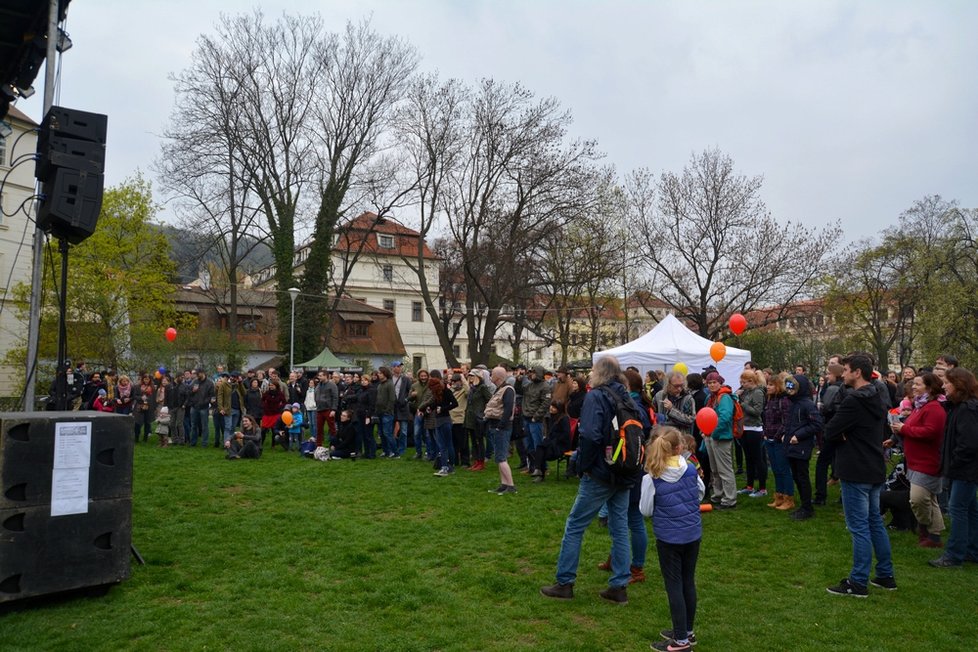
[51,421,92,517]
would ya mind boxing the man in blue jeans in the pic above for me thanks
[824,353,895,597]
[540,355,639,605]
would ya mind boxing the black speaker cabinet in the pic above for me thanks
[0,412,133,603]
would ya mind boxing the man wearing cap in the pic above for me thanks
[391,361,412,457]
[704,371,737,509]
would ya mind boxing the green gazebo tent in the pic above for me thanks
[295,346,349,370]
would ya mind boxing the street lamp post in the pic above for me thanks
[288,287,300,370]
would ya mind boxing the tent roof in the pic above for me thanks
[592,314,752,389]
[295,346,348,369]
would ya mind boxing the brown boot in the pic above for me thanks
[777,495,796,511]
[628,565,646,584]
[767,492,784,508]
[918,525,929,546]
[597,555,612,571]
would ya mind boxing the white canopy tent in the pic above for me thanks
[592,314,752,390]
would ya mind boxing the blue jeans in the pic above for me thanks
[435,421,454,471]
[555,475,631,587]
[397,419,410,455]
[840,481,894,586]
[946,480,978,562]
[765,440,793,495]
[414,414,426,455]
[524,419,543,454]
[306,410,317,440]
[628,501,648,568]
[190,407,209,446]
[357,419,376,458]
[379,414,396,456]
[222,411,238,444]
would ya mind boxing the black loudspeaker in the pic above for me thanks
[0,412,133,603]
[35,168,105,245]
[34,106,107,245]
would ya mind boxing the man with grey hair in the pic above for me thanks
[541,355,637,605]
[652,371,695,433]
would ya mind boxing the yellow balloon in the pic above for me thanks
[673,362,688,375]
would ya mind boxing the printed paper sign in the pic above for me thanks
[50,421,92,516]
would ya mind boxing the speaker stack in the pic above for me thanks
[0,411,133,603]
[34,106,108,244]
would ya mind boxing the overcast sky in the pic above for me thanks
[13,0,978,242]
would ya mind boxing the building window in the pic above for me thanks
[0,123,8,165]
[348,323,369,337]
[382,264,393,281]
[412,301,423,322]
[383,299,395,313]
[378,234,395,249]
[452,345,461,358]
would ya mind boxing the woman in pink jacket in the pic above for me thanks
[889,372,946,548]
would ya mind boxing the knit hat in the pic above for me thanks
[291,403,301,409]
[97,389,107,397]
[704,371,724,384]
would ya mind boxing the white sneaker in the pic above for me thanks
[433,467,449,477]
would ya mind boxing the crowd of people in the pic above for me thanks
[55,348,978,649]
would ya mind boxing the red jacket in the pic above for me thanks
[900,399,945,476]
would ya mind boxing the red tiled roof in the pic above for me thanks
[334,212,439,260]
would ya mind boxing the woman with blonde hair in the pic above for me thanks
[763,372,794,509]
[640,427,705,652]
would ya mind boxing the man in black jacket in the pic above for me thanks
[824,353,895,597]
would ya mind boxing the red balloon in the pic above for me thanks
[165,327,177,342]
[696,407,718,435]
[729,313,747,336]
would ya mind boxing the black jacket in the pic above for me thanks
[942,399,978,483]
[785,375,823,460]
[824,383,887,484]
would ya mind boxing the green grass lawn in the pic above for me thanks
[3,442,977,651]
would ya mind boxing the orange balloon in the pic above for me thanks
[710,341,726,363]
[281,410,293,426]
[700,503,714,513]
[729,313,747,336]
[696,407,718,435]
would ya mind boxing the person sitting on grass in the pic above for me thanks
[330,409,358,459]
[225,415,261,459]
[640,427,705,652]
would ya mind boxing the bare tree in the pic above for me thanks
[395,74,468,366]
[629,149,840,339]
[159,11,324,358]
[295,19,419,361]
[442,79,604,365]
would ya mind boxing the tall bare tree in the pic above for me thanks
[394,74,467,366]
[442,80,604,365]
[295,20,419,361]
[159,11,323,358]
[629,149,840,339]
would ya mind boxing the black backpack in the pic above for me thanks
[596,386,646,479]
